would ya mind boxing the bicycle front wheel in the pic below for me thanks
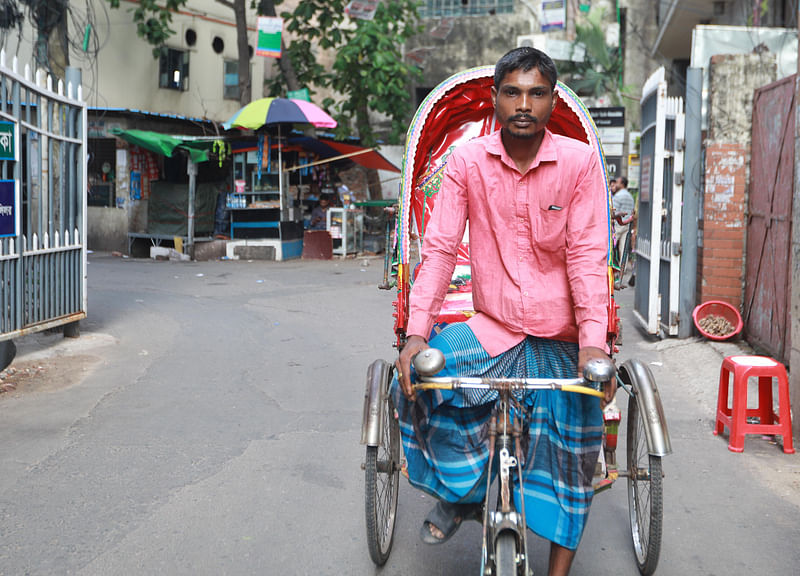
[493,531,519,576]
[627,393,664,575]
[364,371,400,566]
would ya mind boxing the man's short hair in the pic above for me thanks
[495,47,558,91]
[617,177,629,188]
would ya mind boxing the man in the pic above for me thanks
[309,193,332,230]
[391,47,614,576]
[612,177,634,228]
[611,176,635,272]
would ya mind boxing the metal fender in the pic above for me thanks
[360,359,393,446]
[619,358,673,457]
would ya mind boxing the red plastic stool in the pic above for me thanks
[714,355,794,454]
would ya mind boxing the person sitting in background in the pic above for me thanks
[310,193,332,230]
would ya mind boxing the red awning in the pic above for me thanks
[286,136,400,172]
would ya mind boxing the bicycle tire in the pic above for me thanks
[627,394,664,575]
[493,531,519,576]
[365,375,400,566]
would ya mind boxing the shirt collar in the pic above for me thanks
[486,128,558,173]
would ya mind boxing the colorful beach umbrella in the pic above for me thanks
[223,97,337,131]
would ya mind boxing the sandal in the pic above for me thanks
[419,500,481,545]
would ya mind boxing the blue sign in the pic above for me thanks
[130,170,141,200]
[0,180,15,237]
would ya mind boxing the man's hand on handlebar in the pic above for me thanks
[396,335,429,401]
[578,346,616,408]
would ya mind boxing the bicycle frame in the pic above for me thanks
[414,371,606,576]
[482,387,531,575]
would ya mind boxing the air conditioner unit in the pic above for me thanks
[516,34,542,49]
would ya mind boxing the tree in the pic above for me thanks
[276,0,422,148]
[274,1,421,198]
[558,9,634,106]
[5,0,70,78]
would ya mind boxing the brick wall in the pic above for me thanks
[698,142,748,309]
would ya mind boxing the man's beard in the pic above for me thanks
[505,128,538,140]
[505,114,541,140]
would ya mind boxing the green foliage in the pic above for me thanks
[271,0,422,146]
[558,9,634,106]
[107,0,188,58]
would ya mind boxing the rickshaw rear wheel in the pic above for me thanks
[626,393,664,575]
[365,366,400,566]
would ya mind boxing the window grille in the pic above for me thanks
[418,0,513,18]
[159,47,189,91]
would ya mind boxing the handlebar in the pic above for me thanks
[411,349,613,399]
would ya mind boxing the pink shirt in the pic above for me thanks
[407,128,610,356]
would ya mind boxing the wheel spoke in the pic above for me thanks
[365,364,401,565]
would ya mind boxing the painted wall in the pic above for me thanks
[1,0,267,124]
[698,53,777,309]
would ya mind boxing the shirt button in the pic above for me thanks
[523,291,529,296]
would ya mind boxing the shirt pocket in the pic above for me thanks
[536,195,568,249]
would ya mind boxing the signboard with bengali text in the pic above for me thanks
[0,180,16,237]
[541,1,565,32]
[0,121,15,161]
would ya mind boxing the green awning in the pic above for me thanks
[111,128,211,164]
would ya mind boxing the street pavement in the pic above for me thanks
[603,274,800,574]
[0,254,798,575]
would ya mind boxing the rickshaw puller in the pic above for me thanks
[393,47,615,576]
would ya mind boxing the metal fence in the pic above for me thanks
[0,50,87,340]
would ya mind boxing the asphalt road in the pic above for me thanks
[0,254,798,575]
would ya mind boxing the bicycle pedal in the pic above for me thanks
[592,477,614,493]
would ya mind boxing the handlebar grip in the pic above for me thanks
[412,348,446,377]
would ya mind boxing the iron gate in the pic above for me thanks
[743,75,794,364]
[0,51,87,340]
[633,67,685,336]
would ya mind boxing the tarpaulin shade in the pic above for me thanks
[110,128,210,164]
[230,136,400,173]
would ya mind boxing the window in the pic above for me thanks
[418,0,513,18]
[159,47,189,91]
[224,60,240,100]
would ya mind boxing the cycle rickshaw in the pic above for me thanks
[361,65,671,575]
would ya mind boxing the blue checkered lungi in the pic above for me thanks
[390,322,603,550]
